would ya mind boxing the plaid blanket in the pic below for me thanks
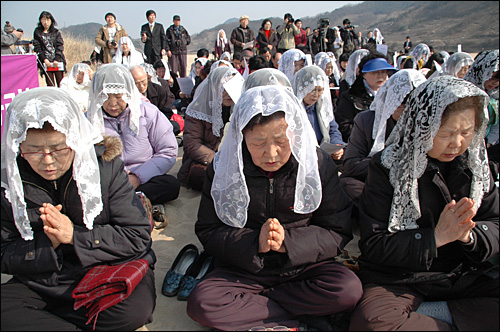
[72,259,149,330]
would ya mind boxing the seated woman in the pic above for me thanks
[86,64,180,206]
[292,65,345,162]
[336,52,397,142]
[1,87,156,330]
[338,49,370,100]
[340,69,427,203]
[317,56,342,107]
[59,62,92,113]
[350,76,499,331]
[278,48,308,82]
[444,52,474,79]
[112,36,145,68]
[409,43,431,70]
[177,66,241,191]
[186,85,362,331]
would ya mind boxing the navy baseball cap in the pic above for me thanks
[362,58,397,73]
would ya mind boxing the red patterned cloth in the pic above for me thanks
[72,259,149,330]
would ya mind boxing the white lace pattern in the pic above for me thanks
[381,76,490,233]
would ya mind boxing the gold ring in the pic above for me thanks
[57,223,61,229]
[450,209,455,213]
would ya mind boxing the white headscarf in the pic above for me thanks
[1,87,103,240]
[314,52,329,66]
[220,51,231,62]
[278,49,307,82]
[188,57,209,85]
[186,66,241,137]
[86,63,143,136]
[464,49,499,100]
[444,52,474,78]
[317,56,341,86]
[372,28,384,44]
[381,76,490,233]
[157,59,171,80]
[60,63,91,113]
[410,43,431,70]
[244,68,292,91]
[369,69,427,157]
[139,62,161,86]
[216,29,228,47]
[345,49,370,86]
[112,36,145,68]
[292,65,334,129]
[211,85,322,228]
[210,59,232,72]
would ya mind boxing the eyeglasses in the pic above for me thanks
[20,147,73,161]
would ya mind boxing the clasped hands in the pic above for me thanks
[259,218,286,253]
[40,203,74,249]
[434,197,476,248]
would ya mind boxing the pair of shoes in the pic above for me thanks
[152,204,168,229]
[177,250,214,301]
[162,244,199,297]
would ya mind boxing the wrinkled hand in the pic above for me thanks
[167,50,172,58]
[40,203,74,249]
[259,218,286,253]
[161,49,166,56]
[331,147,344,160]
[12,30,23,39]
[434,197,476,248]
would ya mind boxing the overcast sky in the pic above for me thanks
[2,1,363,39]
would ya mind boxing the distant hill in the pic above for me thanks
[60,1,499,55]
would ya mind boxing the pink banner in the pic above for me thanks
[1,54,39,138]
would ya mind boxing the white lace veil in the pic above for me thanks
[158,59,171,80]
[444,52,474,78]
[463,49,499,100]
[372,28,384,44]
[314,52,329,66]
[244,68,292,91]
[278,49,307,82]
[345,49,370,86]
[188,57,209,84]
[210,59,232,72]
[112,36,145,68]
[220,51,231,62]
[139,62,161,86]
[66,63,91,89]
[381,75,490,233]
[211,85,322,228]
[317,56,341,86]
[410,43,431,69]
[369,69,427,157]
[86,63,142,136]
[1,87,103,240]
[292,65,334,126]
[185,66,241,137]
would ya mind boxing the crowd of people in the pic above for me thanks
[1,8,499,332]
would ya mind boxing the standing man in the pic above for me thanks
[230,15,256,57]
[339,18,356,55]
[276,13,299,54]
[293,19,308,53]
[141,9,166,65]
[95,12,127,64]
[403,36,412,54]
[165,15,190,77]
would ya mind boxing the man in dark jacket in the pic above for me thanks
[130,65,180,135]
[339,18,356,55]
[165,15,190,77]
[230,15,256,56]
[141,9,166,65]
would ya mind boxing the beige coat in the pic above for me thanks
[95,23,127,64]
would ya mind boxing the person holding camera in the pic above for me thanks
[165,15,191,78]
[1,27,23,54]
[276,13,300,54]
[95,12,128,64]
[340,18,356,55]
